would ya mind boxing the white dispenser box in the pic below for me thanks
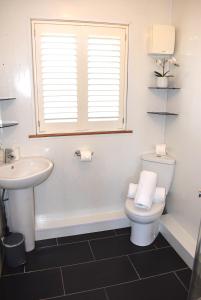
[148,24,175,55]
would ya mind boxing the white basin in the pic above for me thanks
[1,157,54,252]
[0,157,53,189]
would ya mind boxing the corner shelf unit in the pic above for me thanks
[147,112,178,116]
[0,97,16,101]
[147,86,180,116]
[148,87,180,90]
[0,97,18,128]
[0,122,18,128]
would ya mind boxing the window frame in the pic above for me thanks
[31,20,129,135]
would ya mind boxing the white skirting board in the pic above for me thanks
[35,210,130,240]
[160,214,196,269]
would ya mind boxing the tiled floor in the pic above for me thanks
[0,228,192,300]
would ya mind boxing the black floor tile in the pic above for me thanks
[176,269,192,289]
[62,256,138,294]
[90,234,155,259]
[129,247,187,278]
[2,263,24,276]
[154,233,170,248]
[115,227,131,236]
[46,289,107,300]
[106,273,187,300]
[26,241,93,271]
[36,238,57,248]
[0,268,63,300]
[58,230,115,245]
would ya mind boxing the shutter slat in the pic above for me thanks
[88,36,121,122]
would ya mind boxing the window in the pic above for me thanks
[32,20,128,134]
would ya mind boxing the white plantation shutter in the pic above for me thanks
[88,37,121,122]
[41,35,78,124]
[32,21,128,134]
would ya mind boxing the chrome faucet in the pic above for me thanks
[5,148,15,164]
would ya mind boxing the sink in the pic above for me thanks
[1,157,54,252]
[0,157,53,189]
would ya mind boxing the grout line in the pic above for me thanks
[129,246,170,256]
[104,287,111,300]
[155,245,171,250]
[173,271,188,291]
[140,267,189,281]
[38,269,189,300]
[60,267,66,295]
[40,295,65,300]
[42,279,140,299]
[55,231,130,246]
[88,240,96,260]
[40,288,105,300]
[59,279,140,296]
[37,239,89,249]
[35,244,58,250]
[2,246,170,277]
[127,255,141,280]
[89,233,129,242]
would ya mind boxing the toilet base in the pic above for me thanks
[130,220,159,246]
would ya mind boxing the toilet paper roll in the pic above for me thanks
[155,144,166,157]
[80,150,92,162]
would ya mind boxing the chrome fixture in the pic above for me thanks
[5,148,15,164]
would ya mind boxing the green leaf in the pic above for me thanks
[163,71,170,76]
[154,71,163,77]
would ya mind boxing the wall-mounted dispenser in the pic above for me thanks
[75,150,93,162]
[148,24,175,55]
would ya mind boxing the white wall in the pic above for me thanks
[0,0,171,233]
[165,0,201,241]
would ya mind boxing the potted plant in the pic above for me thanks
[154,57,179,88]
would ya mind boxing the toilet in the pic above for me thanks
[125,153,176,246]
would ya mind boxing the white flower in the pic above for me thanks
[168,56,177,64]
[156,59,162,66]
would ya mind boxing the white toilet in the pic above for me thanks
[125,153,176,246]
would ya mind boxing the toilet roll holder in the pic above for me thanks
[74,150,94,157]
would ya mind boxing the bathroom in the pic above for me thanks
[0,0,201,299]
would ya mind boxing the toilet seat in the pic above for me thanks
[125,198,165,224]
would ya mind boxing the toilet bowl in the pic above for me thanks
[125,198,165,246]
[125,153,175,246]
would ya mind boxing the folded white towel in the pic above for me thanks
[127,183,166,204]
[134,170,157,209]
[127,183,138,198]
[153,187,166,203]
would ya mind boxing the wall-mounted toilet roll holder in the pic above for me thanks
[74,150,94,157]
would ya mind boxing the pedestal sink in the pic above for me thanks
[0,157,53,251]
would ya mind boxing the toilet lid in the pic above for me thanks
[125,198,165,217]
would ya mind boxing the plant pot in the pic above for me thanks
[156,77,168,88]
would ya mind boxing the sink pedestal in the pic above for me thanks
[8,188,35,252]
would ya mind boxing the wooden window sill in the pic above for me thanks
[29,130,133,138]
